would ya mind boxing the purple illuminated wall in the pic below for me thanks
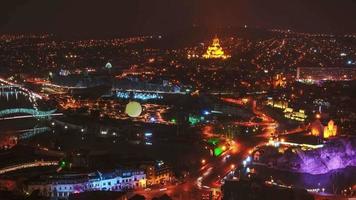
[276,137,356,175]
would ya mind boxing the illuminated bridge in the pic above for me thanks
[18,127,51,140]
[0,160,58,175]
[0,78,42,100]
[0,108,57,120]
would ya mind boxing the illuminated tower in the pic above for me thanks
[203,37,230,59]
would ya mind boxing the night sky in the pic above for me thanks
[1,0,356,36]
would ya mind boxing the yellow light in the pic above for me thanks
[125,101,142,117]
[315,113,321,119]
[222,145,227,151]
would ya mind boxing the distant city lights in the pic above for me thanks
[116,91,163,100]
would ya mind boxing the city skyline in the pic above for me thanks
[0,1,355,200]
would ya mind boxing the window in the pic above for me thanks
[108,182,111,186]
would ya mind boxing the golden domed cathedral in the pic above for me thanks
[202,37,230,59]
[310,119,337,139]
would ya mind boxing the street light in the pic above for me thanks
[201,159,206,165]
[230,164,235,170]
[222,145,227,151]
[315,113,321,119]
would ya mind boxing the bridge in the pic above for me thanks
[0,78,42,100]
[18,127,51,140]
[0,77,45,116]
[0,108,57,120]
[0,160,58,175]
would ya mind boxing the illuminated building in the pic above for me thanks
[26,169,146,199]
[323,120,337,138]
[116,91,163,100]
[310,120,324,137]
[140,161,173,186]
[202,37,230,59]
[310,119,338,139]
[266,98,307,121]
[266,98,288,109]
[283,108,307,122]
[113,79,191,95]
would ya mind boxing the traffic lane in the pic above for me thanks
[200,135,267,188]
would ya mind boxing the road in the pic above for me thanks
[130,122,274,200]
[130,101,278,199]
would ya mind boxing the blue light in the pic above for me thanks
[242,160,247,167]
[246,156,251,163]
[116,91,163,100]
[246,167,251,173]
[203,110,210,115]
[144,132,152,137]
[149,117,156,122]
[116,91,130,99]
[347,60,353,65]
[157,160,164,167]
